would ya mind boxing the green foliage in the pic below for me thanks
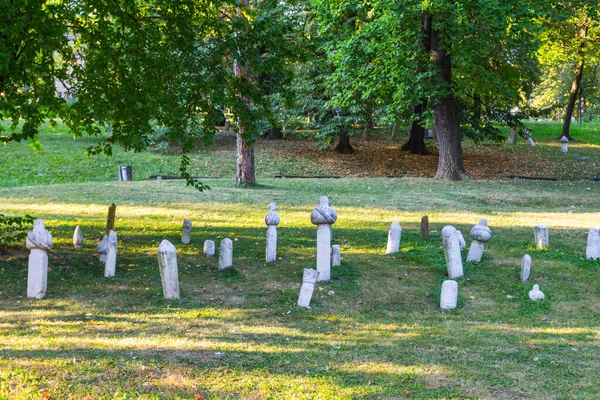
[0,214,34,246]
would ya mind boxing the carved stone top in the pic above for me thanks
[97,234,109,255]
[26,219,53,250]
[441,225,457,246]
[529,284,545,301]
[470,218,491,242]
[310,196,337,225]
[265,203,280,226]
[108,230,118,246]
[560,136,569,143]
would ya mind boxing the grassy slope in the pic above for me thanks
[1,178,600,399]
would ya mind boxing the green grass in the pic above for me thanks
[1,177,600,399]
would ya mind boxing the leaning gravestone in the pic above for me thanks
[440,280,458,310]
[466,218,491,262]
[385,222,401,254]
[73,226,84,249]
[442,226,464,279]
[297,269,319,308]
[26,219,53,299]
[331,244,341,267]
[265,203,280,262]
[203,240,215,256]
[181,219,192,244]
[586,228,600,260]
[104,230,117,277]
[521,254,531,282]
[529,284,544,301]
[218,238,233,270]
[157,240,180,299]
[310,196,337,281]
[534,225,549,249]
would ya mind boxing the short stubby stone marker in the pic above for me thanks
[219,238,233,270]
[521,254,532,282]
[157,240,180,299]
[560,136,569,153]
[586,228,600,260]
[181,219,192,244]
[420,216,429,238]
[466,219,491,262]
[26,219,53,299]
[331,245,341,266]
[311,196,337,281]
[385,222,401,254]
[529,284,545,301]
[73,226,84,249]
[534,225,549,249]
[442,226,464,279]
[265,203,280,262]
[204,240,215,256]
[298,268,319,308]
[440,280,458,310]
[104,230,117,277]
[97,235,109,264]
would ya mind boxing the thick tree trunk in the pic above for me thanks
[431,27,467,180]
[402,12,431,155]
[335,127,354,154]
[234,0,255,185]
[562,60,585,140]
[261,127,283,140]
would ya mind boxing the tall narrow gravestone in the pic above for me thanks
[534,225,549,249]
[521,254,531,282]
[440,280,458,310]
[157,240,180,299]
[310,197,337,281]
[219,238,233,270]
[181,219,192,244]
[73,226,84,249]
[420,216,429,238]
[26,219,53,299]
[586,228,600,260]
[466,219,491,262]
[331,244,341,267]
[298,269,319,308]
[442,226,464,279]
[104,230,117,277]
[385,222,401,254]
[265,203,280,262]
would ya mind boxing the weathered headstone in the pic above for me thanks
[203,240,215,256]
[73,226,84,249]
[534,225,549,249]
[521,254,531,282]
[297,268,319,308]
[529,284,545,301]
[310,196,337,281]
[181,219,192,244]
[26,219,53,299]
[560,136,569,153]
[106,203,116,235]
[118,165,133,181]
[420,215,429,238]
[456,230,466,251]
[331,244,341,266]
[466,218,491,262]
[586,228,600,260]
[527,137,535,147]
[385,222,401,254]
[218,238,233,270]
[265,203,280,262]
[157,240,180,299]
[507,128,517,144]
[440,280,458,310]
[97,235,109,263]
[442,226,464,279]
[104,230,118,277]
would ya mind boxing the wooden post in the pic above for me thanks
[106,203,116,235]
[420,215,429,238]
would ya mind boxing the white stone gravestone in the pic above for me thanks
[560,136,569,153]
[385,222,401,254]
[219,238,233,270]
[442,226,464,279]
[586,228,600,260]
[331,244,341,267]
[466,219,491,262]
[440,280,458,310]
[534,225,549,249]
[529,284,544,301]
[97,235,109,263]
[203,240,215,256]
[521,254,532,282]
[181,219,192,244]
[297,268,319,308]
[310,196,337,281]
[265,203,280,262]
[73,226,84,249]
[157,240,180,299]
[26,219,53,299]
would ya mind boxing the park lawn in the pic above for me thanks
[1,177,600,399]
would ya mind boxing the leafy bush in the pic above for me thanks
[0,214,34,246]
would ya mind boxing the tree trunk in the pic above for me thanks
[401,12,431,155]
[561,24,588,140]
[261,127,283,140]
[431,27,467,180]
[335,127,354,154]
[234,0,255,185]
